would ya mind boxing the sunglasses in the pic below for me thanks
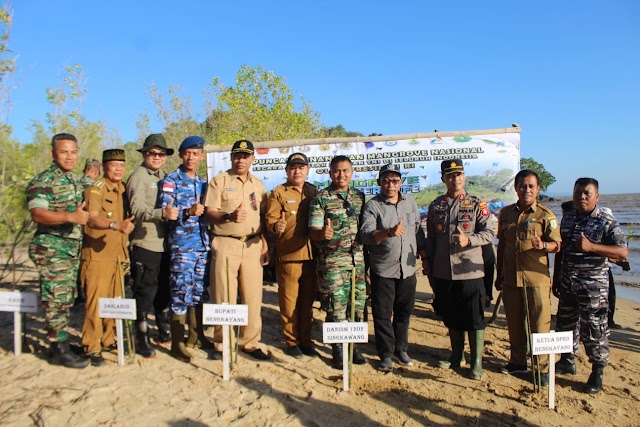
[381,178,402,185]
[147,151,167,158]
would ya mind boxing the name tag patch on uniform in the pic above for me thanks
[163,182,175,193]
[225,188,236,191]
[286,200,296,204]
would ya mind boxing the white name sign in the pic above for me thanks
[322,322,368,343]
[203,304,249,325]
[99,298,136,320]
[0,291,38,313]
[532,331,574,355]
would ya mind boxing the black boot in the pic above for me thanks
[186,305,214,350]
[331,344,344,369]
[136,313,156,358]
[556,353,577,375]
[439,329,465,368]
[170,314,192,363]
[156,308,171,343]
[50,341,90,369]
[352,344,366,365]
[586,365,604,394]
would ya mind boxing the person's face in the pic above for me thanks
[143,147,168,171]
[179,148,203,173]
[573,183,599,214]
[104,160,126,182]
[231,152,254,175]
[52,139,79,172]
[442,172,465,195]
[378,172,403,199]
[329,160,353,191]
[516,175,540,207]
[285,163,309,186]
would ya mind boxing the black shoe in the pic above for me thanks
[586,366,604,394]
[87,352,106,367]
[540,373,549,387]
[136,324,157,358]
[556,356,577,375]
[156,309,171,343]
[208,350,222,361]
[300,345,320,357]
[379,357,393,372]
[393,351,413,366]
[500,363,528,374]
[242,348,271,361]
[353,345,366,365]
[331,344,344,369]
[285,345,303,359]
[49,341,90,369]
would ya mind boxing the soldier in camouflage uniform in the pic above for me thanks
[553,178,628,394]
[159,136,211,362]
[309,155,367,369]
[27,133,91,369]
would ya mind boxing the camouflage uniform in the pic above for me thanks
[27,162,86,342]
[308,184,366,321]
[160,165,210,315]
[555,205,626,367]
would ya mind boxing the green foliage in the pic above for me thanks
[520,157,556,192]
[319,124,363,138]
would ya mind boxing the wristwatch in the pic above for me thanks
[543,241,548,250]
[108,221,117,230]
[223,213,231,223]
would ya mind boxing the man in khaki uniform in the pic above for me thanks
[495,169,561,386]
[204,140,271,361]
[81,149,135,366]
[266,152,318,358]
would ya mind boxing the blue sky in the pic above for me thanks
[7,1,640,194]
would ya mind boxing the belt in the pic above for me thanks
[218,233,260,242]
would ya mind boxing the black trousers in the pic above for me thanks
[434,277,486,331]
[130,246,170,317]
[370,272,417,359]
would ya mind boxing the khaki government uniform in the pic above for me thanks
[205,170,267,352]
[497,200,561,371]
[266,182,318,347]
[80,178,129,353]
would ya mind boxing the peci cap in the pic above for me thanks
[441,159,464,175]
[179,136,205,152]
[103,149,126,163]
[286,152,309,166]
[138,134,174,155]
[231,139,254,155]
[378,163,402,179]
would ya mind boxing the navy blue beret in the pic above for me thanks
[179,136,205,152]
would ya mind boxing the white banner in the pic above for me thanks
[323,322,369,343]
[202,303,249,325]
[0,291,38,313]
[532,331,574,355]
[99,298,136,320]
[206,130,520,211]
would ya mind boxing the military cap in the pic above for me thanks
[138,133,174,155]
[103,149,126,163]
[231,139,254,155]
[179,136,205,152]
[378,163,402,179]
[441,159,464,175]
[286,152,309,166]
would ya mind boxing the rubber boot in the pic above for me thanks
[170,314,192,363]
[555,352,577,375]
[468,329,485,380]
[136,313,156,358]
[439,329,465,368]
[186,305,215,350]
[586,365,604,394]
[353,344,366,365]
[331,344,344,369]
[50,341,90,369]
[156,308,171,343]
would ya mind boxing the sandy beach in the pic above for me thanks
[1,256,639,427]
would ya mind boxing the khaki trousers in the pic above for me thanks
[503,285,551,371]
[210,235,263,352]
[277,260,318,347]
[81,260,123,353]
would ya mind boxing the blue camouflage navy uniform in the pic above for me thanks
[160,165,210,315]
[555,204,626,367]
